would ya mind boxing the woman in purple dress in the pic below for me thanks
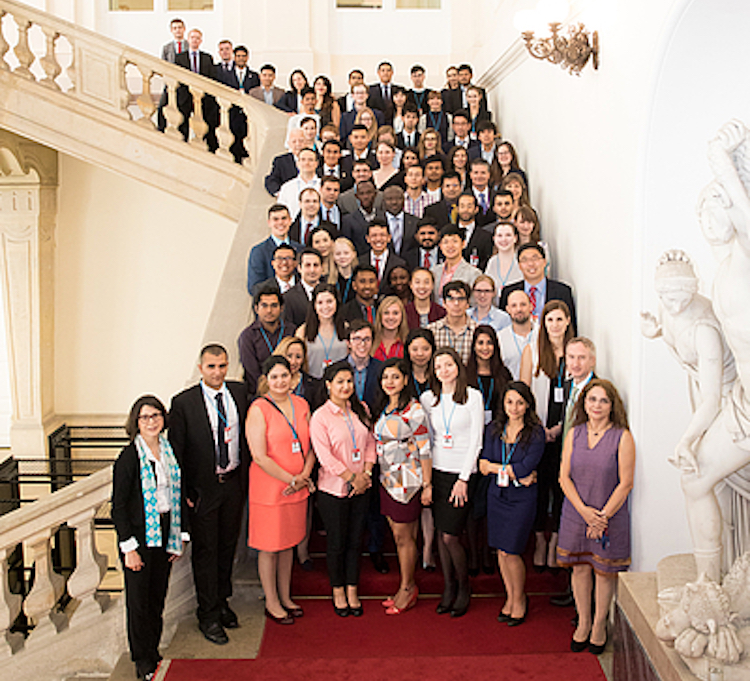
[557,379,635,656]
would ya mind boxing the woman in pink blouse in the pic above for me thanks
[310,360,377,617]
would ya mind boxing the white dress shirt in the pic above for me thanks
[200,381,240,473]
[387,212,405,254]
[277,176,322,219]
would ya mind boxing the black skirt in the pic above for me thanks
[432,469,472,536]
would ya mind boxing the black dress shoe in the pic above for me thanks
[265,608,294,625]
[496,612,511,623]
[370,552,389,574]
[220,604,239,629]
[507,613,526,627]
[199,620,229,645]
[550,593,575,607]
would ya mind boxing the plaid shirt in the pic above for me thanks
[404,191,437,219]
[426,316,478,366]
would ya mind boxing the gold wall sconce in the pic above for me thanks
[514,0,599,76]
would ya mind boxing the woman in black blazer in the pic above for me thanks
[112,395,188,680]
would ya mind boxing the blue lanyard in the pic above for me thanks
[293,379,303,396]
[412,374,425,398]
[260,320,284,355]
[441,394,457,436]
[511,330,531,361]
[480,377,494,411]
[267,396,299,441]
[353,367,367,401]
[501,426,519,466]
[376,407,398,442]
[556,359,565,388]
[413,91,426,111]
[429,111,443,131]
[494,256,513,288]
[202,385,229,428]
[317,331,337,363]
[342,407,359,453]
[339,276,352,302]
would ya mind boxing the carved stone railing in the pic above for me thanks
[0,466,111,655]
[0,0,286,221]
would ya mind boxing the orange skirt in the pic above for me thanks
[248,499,308,552]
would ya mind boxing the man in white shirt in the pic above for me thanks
[498,290,537,380]
[277,148,322,220]
[473,120,499,164]
[337,69,365,114]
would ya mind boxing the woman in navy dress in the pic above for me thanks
[480,381,545,626]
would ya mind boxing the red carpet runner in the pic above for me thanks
[164,549,607,681]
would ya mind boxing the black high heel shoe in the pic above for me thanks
[588,636,607,655]
[333,603,350,618]
[571,636,590,653]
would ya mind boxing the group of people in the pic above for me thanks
[112,25,636,681]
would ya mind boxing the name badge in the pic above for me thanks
[497,467,509,487]
[376,442,384,456]
[484,410,492,425]
[443,433,453,449]
[323,358,333,367]
[352,448,361,462]
[554,387,564,403]
[292,440,301,454]
[224,427,232,444]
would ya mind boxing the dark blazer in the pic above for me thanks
[397,130,421,150]
[498,279,578,335]
[406,89,429,116]
[317,160,353,193]
[384,211,419,256]
[339,186,384,216]
[265,152,298,196]
[402,245,444,270]
[112,442,188,550]
[339,107,385,142]
[337,94,352,114]
[174,50,218,110]
[359,358,384,413]
[341,208,386,256]
[471,187,497,227]
[424,199,457,229]
[283,282,313,328]
[289,218,339,246]
[276,89,300,113]
[357,250,407,295]
[441,87,462,114]
[168,382,250,508]
[218,65,259,92]
[367,83,398,124]
[249,85,285,105]
[340,297,379,330]
[247,236,302,295]
[462,224,494,271]
[448,138,480,158]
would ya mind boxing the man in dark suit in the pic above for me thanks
[340,85,384,142]
[456,64,488,112]
[289,187,338,245]
[424,171,463,229]
[157,18,188,131]
[397,106,421,150]
[456,192,493,271]
[341,180,385,255]
[174,29,220,151]
[345,124,378,168]
[319,176,343,230]
[345,319,383,411]
[264,128,305,196]
[402,216,444,270]
[283,248,323,327]
[340,265,380,329]
[339,161,384,216]
[218,45,259,163]
[317,140,353,192]
[406,65,428,116]
[448,110,480,157]
[249,64,284,106]
[357,220,407,295]
[470,120,500,164]
[247,205,301,295]
[169,344,249,645]
[469,159,496,227]
[337,69,365,114]
[382,186,418,256]
[367,61,398,125]
[251,243,298,299]
[498,243,578,334]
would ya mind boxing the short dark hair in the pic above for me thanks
[254,283,284,308]
[458,191,477,207]
[268,203,290,218]
[476,120,496,135]
[298,247,323,265]
[321,175,341,189]
[234,45,248,56]
[351,124,369,134]
[200,343,228,361]
[517,242,546,260]
[347,318,374,337]
[262,355,291,377]
[353,264,378,280]
[170,18,184,27]
[494,189,514,203]
[125,395,167,440]
[349,68,364,78]
[367,219,389,234]
[443,280,470,301]
[470,158,491,171]
[378,60,393,70]
[260,63,276,73]
[403,104,419,116]
[273,243,296,259]
[417,216,438,230]
[411,64,425,74]
[442,170,460,184]
[300,116,318,128]
[457,63,473,74]
[423,154,445,169]
[322,139,342,151]
[452,110,470,124]
[439,224,465,241]
[352,158,372,169]
[300,86,315,98]
[355,179,376,193]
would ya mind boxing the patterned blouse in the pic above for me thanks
[373,399,431,504]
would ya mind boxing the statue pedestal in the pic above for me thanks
[618,556,750,681]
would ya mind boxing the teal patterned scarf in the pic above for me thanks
[135,433,183,554]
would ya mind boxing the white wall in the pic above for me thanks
[54,155,235,416]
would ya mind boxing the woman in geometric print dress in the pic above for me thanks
[373,358,432,615]
[557,379,635,655]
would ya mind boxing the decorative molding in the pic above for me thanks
[478,38,528,91]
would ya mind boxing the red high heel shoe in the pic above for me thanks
[385,587,419,615]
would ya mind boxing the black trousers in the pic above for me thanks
[533,440,564,533]
[122,517,172,676]
[188,473,244,624]
[317,490,369,588]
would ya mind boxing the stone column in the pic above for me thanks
[0,132,58,460]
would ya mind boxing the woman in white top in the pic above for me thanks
[486,222,523,304]
[419,347,484,618]
[295,283,348,379]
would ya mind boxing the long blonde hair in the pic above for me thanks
[371,296,409,354]
[355,106,379,144]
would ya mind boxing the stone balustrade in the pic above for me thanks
[0,466,112,656]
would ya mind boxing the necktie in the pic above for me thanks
[176,42,182,54]
[529,286,538,315]
[325,209,331,222]
[374,256,382,282]
[215,393,229,469]
[303,223,312,244]
[385,84,390,100]
[450,203,458,224]
[191,52,198,73]
[479,192,487,212]
[423,251,431,268]
[366,306,374,323]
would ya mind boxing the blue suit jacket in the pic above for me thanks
[339,108,385,143]
[247,237,302,295]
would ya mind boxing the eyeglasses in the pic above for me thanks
[349,336,372,344]
[274,256,296,263]
[518,255,543,265]
[138,413,163,423]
